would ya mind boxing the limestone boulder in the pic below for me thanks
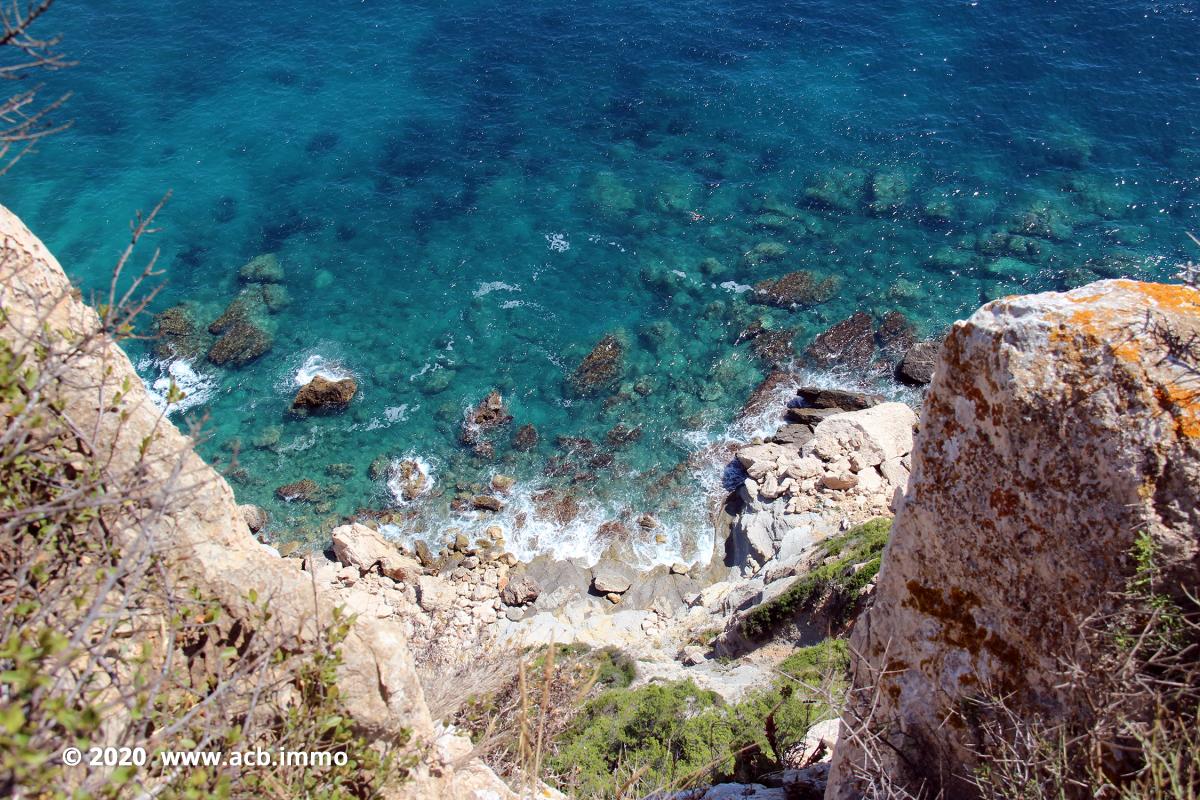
[806,402,915,468]
[331,523,422,582]
[591,559,636,594]
[827,280,1200,799]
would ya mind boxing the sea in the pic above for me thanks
[3,0,1197,566]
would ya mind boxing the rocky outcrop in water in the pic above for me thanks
[751,270,840,309]
[567,333,624,396]
[826,280,1200,799]
[291,374,357,413]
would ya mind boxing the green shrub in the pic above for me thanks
[741,516,892,639]
[547,639,849,798]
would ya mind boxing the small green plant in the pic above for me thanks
[741,517,892,639]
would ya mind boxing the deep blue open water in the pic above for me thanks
[3,0,1197,565]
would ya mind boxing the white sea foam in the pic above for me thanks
[294,353,353,386]
[719,280,753,294]
[138,357,218,416]
[473,281,521,298]
[544,232,570,252]
[385,455,436,506]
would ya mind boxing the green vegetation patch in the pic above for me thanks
[547,639,849,798]
[741,516,892,639]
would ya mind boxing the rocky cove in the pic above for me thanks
[4,198,1199,800]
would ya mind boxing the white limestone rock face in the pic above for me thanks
[827,280,1200,799]
[332,523,424,582]
[729,401,916,567]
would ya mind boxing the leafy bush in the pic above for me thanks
[546,639,849,798]
[741,517,892,639]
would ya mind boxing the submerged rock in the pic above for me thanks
[512,423,539,451]
[804,168,868,212]
[741,241,788,268]
[274,478,319,503]
[751,271,840,309]
[827,280,1200,799]
[567,334,624,396]
[206,290,273,367]
[237,252,284,283]
[206,322,272,367]
[152,305,205,360]
[803,312,876,368]
[291,375,357,414]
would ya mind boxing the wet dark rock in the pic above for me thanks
[739,371,796,422]
[896,341,940,386]
[605,423,643,448]
[368,455,390,481]
[471,495,504,512]
[750,328,797,366]
[388,459,429,502]
[461,391,512,458]
[637,513,659,530]
[291,375,357,414]
[796,386,883,411]
[876,311,917,355]
[567,334,624,396]
[206,322,272,367]
[803,312,876,368]
[531,489,581,525]
[467,390,512,431]
[275,478,319,503]
[596,519,632,543]
[512,423,539,451]
[152,305,205,360]
[751,271,840,309]
[770,423,816,446]
[785,406,843,425]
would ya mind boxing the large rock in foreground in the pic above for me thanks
[827,280,1200,798]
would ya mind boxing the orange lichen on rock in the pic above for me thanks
[1155,383,1200,439]
[1112,279,1200,313]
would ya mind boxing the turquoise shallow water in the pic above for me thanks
[3,0,1198,565]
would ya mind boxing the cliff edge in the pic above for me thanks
[0,204,517,798]
[826,280,1200,798]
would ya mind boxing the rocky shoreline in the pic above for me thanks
[277,381,917,712]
